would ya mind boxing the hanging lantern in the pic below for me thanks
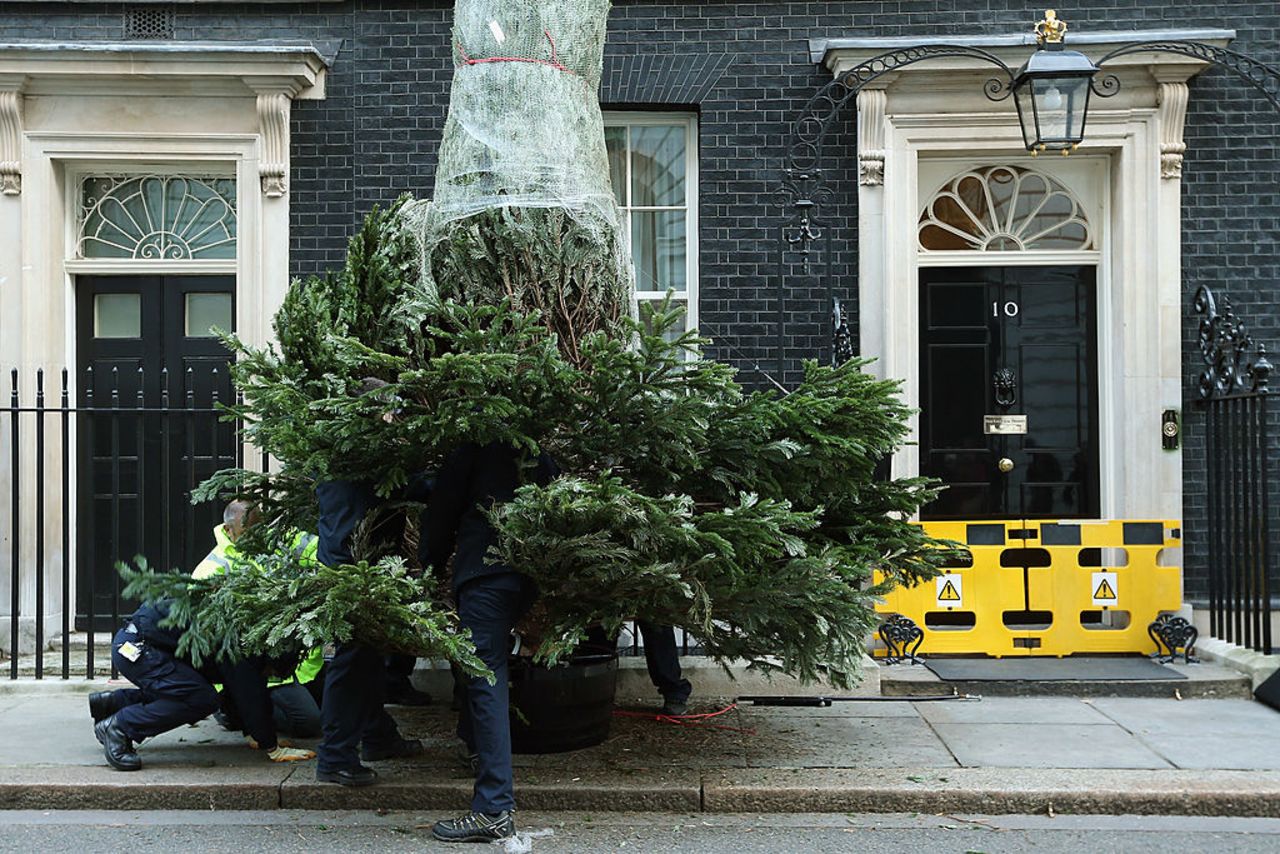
[1012,10,1100,155]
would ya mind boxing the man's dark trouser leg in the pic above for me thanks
[637,622,691,704]
[318,643,386,773]
[305,665,326,708]
[219,656,279,751]
[385,653,417,692]
[111,630,221,742]
[316,479,394,771]
[104,688,146,715]
[456,573,534,815]
[271,681,323,738]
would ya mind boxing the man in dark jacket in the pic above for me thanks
[427,441,552,844]
[89,599,317,770]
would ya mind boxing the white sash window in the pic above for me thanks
[604,112,699,338]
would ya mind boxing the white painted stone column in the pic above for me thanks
[1155,76,1190,522]
[244,79,300,474]
[855,84,888,379]
[0,75,24,651]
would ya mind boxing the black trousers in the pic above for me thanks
[456,572,536,814]
[271,681,323,738]
[110,627,221,742]
[317,642,401,772]
[385,653,419,696]
[218,655,282,751]
[315,478,406,772]
[636,622,691,703]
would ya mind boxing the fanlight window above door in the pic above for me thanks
[77,175,237,260]
[918,165,1093,252]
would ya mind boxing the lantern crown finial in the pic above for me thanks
[1035,10,1068,46]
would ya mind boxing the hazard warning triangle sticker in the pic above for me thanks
[1091,571,1118,606]
[935,574,963,607]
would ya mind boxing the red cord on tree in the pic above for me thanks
[456,29,572,74]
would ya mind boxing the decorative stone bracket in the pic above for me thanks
[1157,80,1189,180]
[856,87,887,186]
[253,89,291,198]
[0,76,24,195]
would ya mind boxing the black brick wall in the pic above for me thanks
[3,1,1278,601]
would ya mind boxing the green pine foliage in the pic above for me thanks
[427,207,629,367]
[123,195,949,687]
[119,555,487,679]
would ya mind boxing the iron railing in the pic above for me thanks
[1,366,692,680]
[1194,286,1276,654]
[2,365,238,679]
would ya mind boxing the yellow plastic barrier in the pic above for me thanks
[874,519,1181,658]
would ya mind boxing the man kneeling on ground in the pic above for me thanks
[88,596,313,771]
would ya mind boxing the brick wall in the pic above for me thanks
[3,1,1279,600]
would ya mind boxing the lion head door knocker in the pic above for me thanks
[993,367,1017,408]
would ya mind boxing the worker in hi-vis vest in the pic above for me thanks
[194,500,326,746]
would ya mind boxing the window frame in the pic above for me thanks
[603,111,699,337]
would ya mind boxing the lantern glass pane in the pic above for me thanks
[1032,77,1089,145]
[1014,87,1039,150]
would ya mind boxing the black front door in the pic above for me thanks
[76,275,235,627]
[919,265,1099,520]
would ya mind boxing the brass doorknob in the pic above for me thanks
[998,457,1015,473]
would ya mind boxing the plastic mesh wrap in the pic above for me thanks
[410,0,631,361]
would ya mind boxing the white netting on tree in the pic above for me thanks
[409,0,632,361]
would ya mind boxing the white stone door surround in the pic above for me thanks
[815,28,1233,523]
[0,42,327,653]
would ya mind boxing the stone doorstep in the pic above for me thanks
[878,661,1253,699]
[2,655,882,697]
[1193,636,1280,691]
[5,767,1280,817]
[4,653,882,697]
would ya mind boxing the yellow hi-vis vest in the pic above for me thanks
[193,525,324,686]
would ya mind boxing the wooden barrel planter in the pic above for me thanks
[508,649,618,754]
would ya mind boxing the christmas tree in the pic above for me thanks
[123,0,948,689]
[125,197,945,687]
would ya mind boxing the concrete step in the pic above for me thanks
[7,651,887,694]
[410,654,883,701]
[6,646,115,680]
[879,659,1253,699]
[50,632,116,651]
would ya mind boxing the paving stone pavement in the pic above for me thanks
[3,687,1280,814]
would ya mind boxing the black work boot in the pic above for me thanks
[431,810,515,843]
[93,715,142,771]
[88,691,114,723]
[315,765,378,787]
[361,737,424,762]
[660,697,689,717]
[455,741,480,773]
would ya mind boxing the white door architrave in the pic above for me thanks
[0,42,327,653]
[818,29,1232,523]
